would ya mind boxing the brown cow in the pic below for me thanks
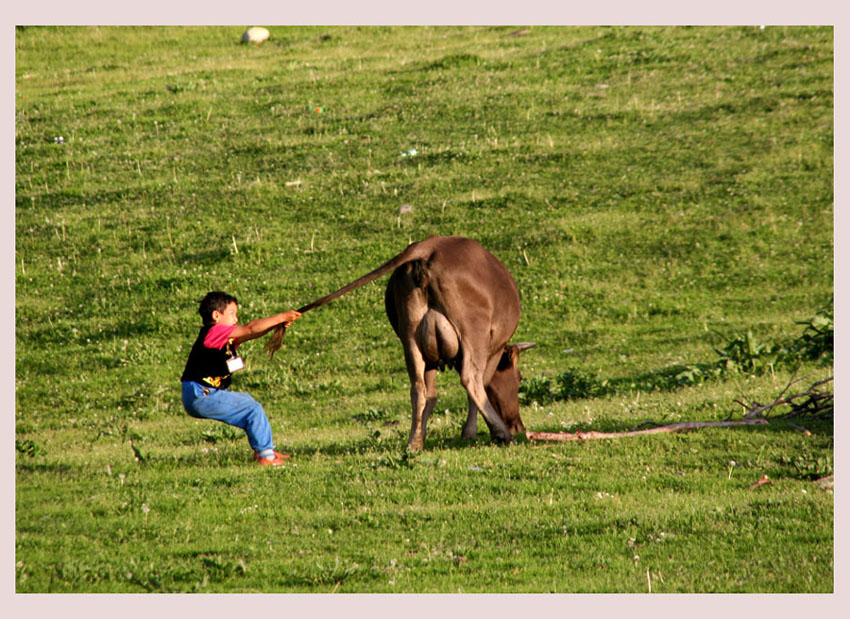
[267,236,535,450]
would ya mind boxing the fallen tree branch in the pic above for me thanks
[526,376,831,444]
[525,418,768,442]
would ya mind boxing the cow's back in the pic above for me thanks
[385,236,520,358]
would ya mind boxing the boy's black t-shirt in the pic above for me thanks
[181,324,235,389]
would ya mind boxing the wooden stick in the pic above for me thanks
[525,418,768,442]
[749,474,771,489]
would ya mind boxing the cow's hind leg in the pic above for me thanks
[408,355,439,451]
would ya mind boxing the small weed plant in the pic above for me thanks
[522,306,834,404]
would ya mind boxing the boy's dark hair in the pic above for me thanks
[198,291,238,324]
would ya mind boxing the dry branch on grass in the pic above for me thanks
[750,474,771,489]
[738,375,833,421]
[526,376,832,443]
[525,418,768,442]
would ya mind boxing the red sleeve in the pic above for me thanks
[203,324,237,350]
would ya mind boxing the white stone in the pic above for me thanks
[241,27,270,43]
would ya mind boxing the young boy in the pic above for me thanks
[181,291,302,466]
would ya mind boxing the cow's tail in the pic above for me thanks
[264,239,433,358]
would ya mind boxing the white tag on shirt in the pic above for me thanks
[226,356,244,373]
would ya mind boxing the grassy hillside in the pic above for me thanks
[15,26,833,593]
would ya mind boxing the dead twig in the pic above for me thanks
[740,376,833,420]
[749,474,771,489]
[739,370,801,418]
[786,423,812,436]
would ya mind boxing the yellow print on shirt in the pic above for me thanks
[202,376,226,388]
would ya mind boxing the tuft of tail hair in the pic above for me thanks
[264,323,288,358]
[263,239,430,359]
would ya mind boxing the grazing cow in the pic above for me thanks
[267,236,535,450]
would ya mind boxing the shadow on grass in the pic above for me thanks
[283,429,511,459]
[524,360,832,406]
[15,461,78,476]
[521,363,722,405]
[282,402,834,459]
[177,248,231,266]
[90,401,832,473]
[328,411,833,457]
[604,362,721,393]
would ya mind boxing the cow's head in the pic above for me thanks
[485,342,536,435]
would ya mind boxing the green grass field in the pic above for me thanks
[15,25,833,593]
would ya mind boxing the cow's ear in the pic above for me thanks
[497,346,516,370]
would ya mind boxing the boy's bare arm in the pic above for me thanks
[231,310,301,345]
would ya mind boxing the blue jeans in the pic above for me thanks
[181,381,274,453]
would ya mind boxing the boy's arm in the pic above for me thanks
[231,310,301,345]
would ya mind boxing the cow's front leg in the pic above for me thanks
[463,353,505,441]
[460,366,513,445]
[461,394,478,440]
